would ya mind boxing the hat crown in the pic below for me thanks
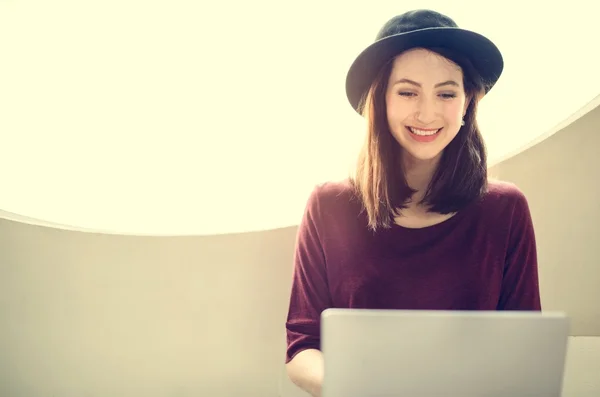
[376,9,458,40]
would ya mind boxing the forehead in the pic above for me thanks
[389,48,464,84]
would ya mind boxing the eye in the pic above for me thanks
[440,93,457,99]
[398,91,416,97]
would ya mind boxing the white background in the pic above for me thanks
[1,0,599,235]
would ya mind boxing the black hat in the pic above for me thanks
[345,9,504,114]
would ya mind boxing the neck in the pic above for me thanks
[402,153,440,204]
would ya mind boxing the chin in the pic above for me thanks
[398,140,446,163]
[402,148,444,162]
[395,126,454,162]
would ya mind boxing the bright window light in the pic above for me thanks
[1,0,598,235]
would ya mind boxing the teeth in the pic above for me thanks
[409,127,440,136]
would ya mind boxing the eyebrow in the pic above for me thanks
[393,78,460,88]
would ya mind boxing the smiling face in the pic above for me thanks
[385,48,469,162]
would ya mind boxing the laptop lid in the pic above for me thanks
[321,309,570,397]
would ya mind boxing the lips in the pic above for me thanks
[407,126,442,136]
[406,126,442,143]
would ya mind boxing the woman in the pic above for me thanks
[285,9,541,397]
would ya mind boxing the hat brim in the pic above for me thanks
[345,27,504,114]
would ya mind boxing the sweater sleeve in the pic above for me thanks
[497,188,542,310]
[285,185,333,363]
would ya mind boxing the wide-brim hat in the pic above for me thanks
[346,9,504,114]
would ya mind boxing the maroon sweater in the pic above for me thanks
[285,179,541,363]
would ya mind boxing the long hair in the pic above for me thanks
[351,47,489,231]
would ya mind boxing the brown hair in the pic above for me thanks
[351,47,489,231]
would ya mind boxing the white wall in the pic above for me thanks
[0,224,297,396]
[492,101,600,335]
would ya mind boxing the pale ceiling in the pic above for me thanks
[1,0,598,235]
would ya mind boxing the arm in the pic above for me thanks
[497,187,542,310]
[286,349,325,397]
[285,185,333,396]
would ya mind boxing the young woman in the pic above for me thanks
[284,9,541,397]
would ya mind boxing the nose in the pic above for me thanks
[415,96,436,124]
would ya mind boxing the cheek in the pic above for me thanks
[445,101,465,123]
[386,96,410,123]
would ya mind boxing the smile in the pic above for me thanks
[407,127,442,136]
[406,126,442,143]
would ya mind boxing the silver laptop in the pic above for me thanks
[321,309,570,397]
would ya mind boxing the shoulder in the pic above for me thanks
[483,179,530,208]
[305,178,359,214]
[478,178,533,225]
[485,178,527,199]
[301,178,365,235]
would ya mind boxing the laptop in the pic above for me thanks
[321,309,570,397]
